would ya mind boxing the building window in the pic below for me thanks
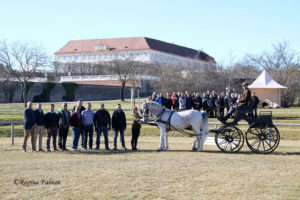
[75,55,78,61]
[82,54,86,60]
[144,51,148,58]
[98,54,102,60]
[93,54,97,60]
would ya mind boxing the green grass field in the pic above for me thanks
[0,137,299,199]
[0,100,300,199]
[1,99,300,139]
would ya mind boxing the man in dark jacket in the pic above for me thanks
[34,103,45,152]
[72,100,86,147]
[58,102,70,151]
[44,104,59,152]
[112,104,127,150]
[163,93,172,109]
[215,95,225,118]
[70,106,82,150]
[252,92,259,118]
[221,82,252,122]
[193,93,202,111]
[93,104,111,150]
[22,101,37,152]
[186,93,193,110]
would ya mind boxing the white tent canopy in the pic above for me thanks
[249,70,287,89]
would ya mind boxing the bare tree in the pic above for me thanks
[0,40,49,106]
[247,41,300,106]
[108,59,131,101]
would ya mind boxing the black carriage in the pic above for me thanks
[213,110,280,154]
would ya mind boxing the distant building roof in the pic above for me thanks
[55,37,215,63]
[249,70,287,89]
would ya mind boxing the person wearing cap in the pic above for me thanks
[220,82,252,122]
[58,102,70,151]
[93,103,111,150]
[112,104,127,150]
[82,103,94,150]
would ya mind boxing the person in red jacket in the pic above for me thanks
[70,106,82,150]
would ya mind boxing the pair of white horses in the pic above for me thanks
[141,101,209,151]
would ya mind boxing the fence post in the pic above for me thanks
[214,124,218,130]
[11,123,14,145]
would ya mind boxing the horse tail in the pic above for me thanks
[201,111,209,142]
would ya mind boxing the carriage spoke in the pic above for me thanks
[257,140,261,150]
[219,139,227,146]
[224,142,229,151]
[251,139,260,147]
[262,139,266,152]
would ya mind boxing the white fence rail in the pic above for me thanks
[1,121,300,146]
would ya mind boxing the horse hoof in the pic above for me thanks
[192,147,197,152]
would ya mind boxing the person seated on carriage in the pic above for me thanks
[219,82,251,123]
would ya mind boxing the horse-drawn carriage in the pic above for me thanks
[141,101,280,154]
[213,110,280,154]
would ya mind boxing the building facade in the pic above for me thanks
[54,37,215,72]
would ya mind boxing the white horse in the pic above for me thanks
[141,101,209,151]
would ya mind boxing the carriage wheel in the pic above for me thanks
[245,124,280,154]
[215,126,244,153]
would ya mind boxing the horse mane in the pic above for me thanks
[148,101,164,109]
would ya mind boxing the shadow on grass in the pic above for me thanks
[43,149,300,156]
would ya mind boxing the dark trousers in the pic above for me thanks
[96,126,109,149]
[114,129,125,148]
[58,127,69,149]
[253,107,258,118]
[83,124,93,149]
[72,127,81,149]
[131,127,140,150]
[217,107,224,118]
[46,127,58,150]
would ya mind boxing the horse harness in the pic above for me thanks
[155,108,175,131]
[153,108,205,136]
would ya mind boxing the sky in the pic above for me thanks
[0,0,299,65]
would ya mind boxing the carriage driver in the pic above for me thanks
[220,82,252,122]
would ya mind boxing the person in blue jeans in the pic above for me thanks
[93,104,111,150]
[112,104,127,150]
[82,103,94,150]
[70,106,82,150]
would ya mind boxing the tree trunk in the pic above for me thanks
[22,83,26,107]
[120,81,126,101]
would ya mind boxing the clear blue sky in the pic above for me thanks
[0,0,299,65]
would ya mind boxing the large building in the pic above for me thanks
[54,37,215,72]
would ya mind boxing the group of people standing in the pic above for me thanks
[22,100,141,153]
[149,86,259,118]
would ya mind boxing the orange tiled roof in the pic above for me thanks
[55,37,215,62]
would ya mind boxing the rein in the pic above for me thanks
[150,105,204,136]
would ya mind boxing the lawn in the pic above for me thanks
[0,100,300,199]
[0,137,299,199]
[1,99,300,140]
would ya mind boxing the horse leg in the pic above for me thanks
[197,132,203,152]
[192,138,197,151]
[165,131,169,150]
[158,127,165,151]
